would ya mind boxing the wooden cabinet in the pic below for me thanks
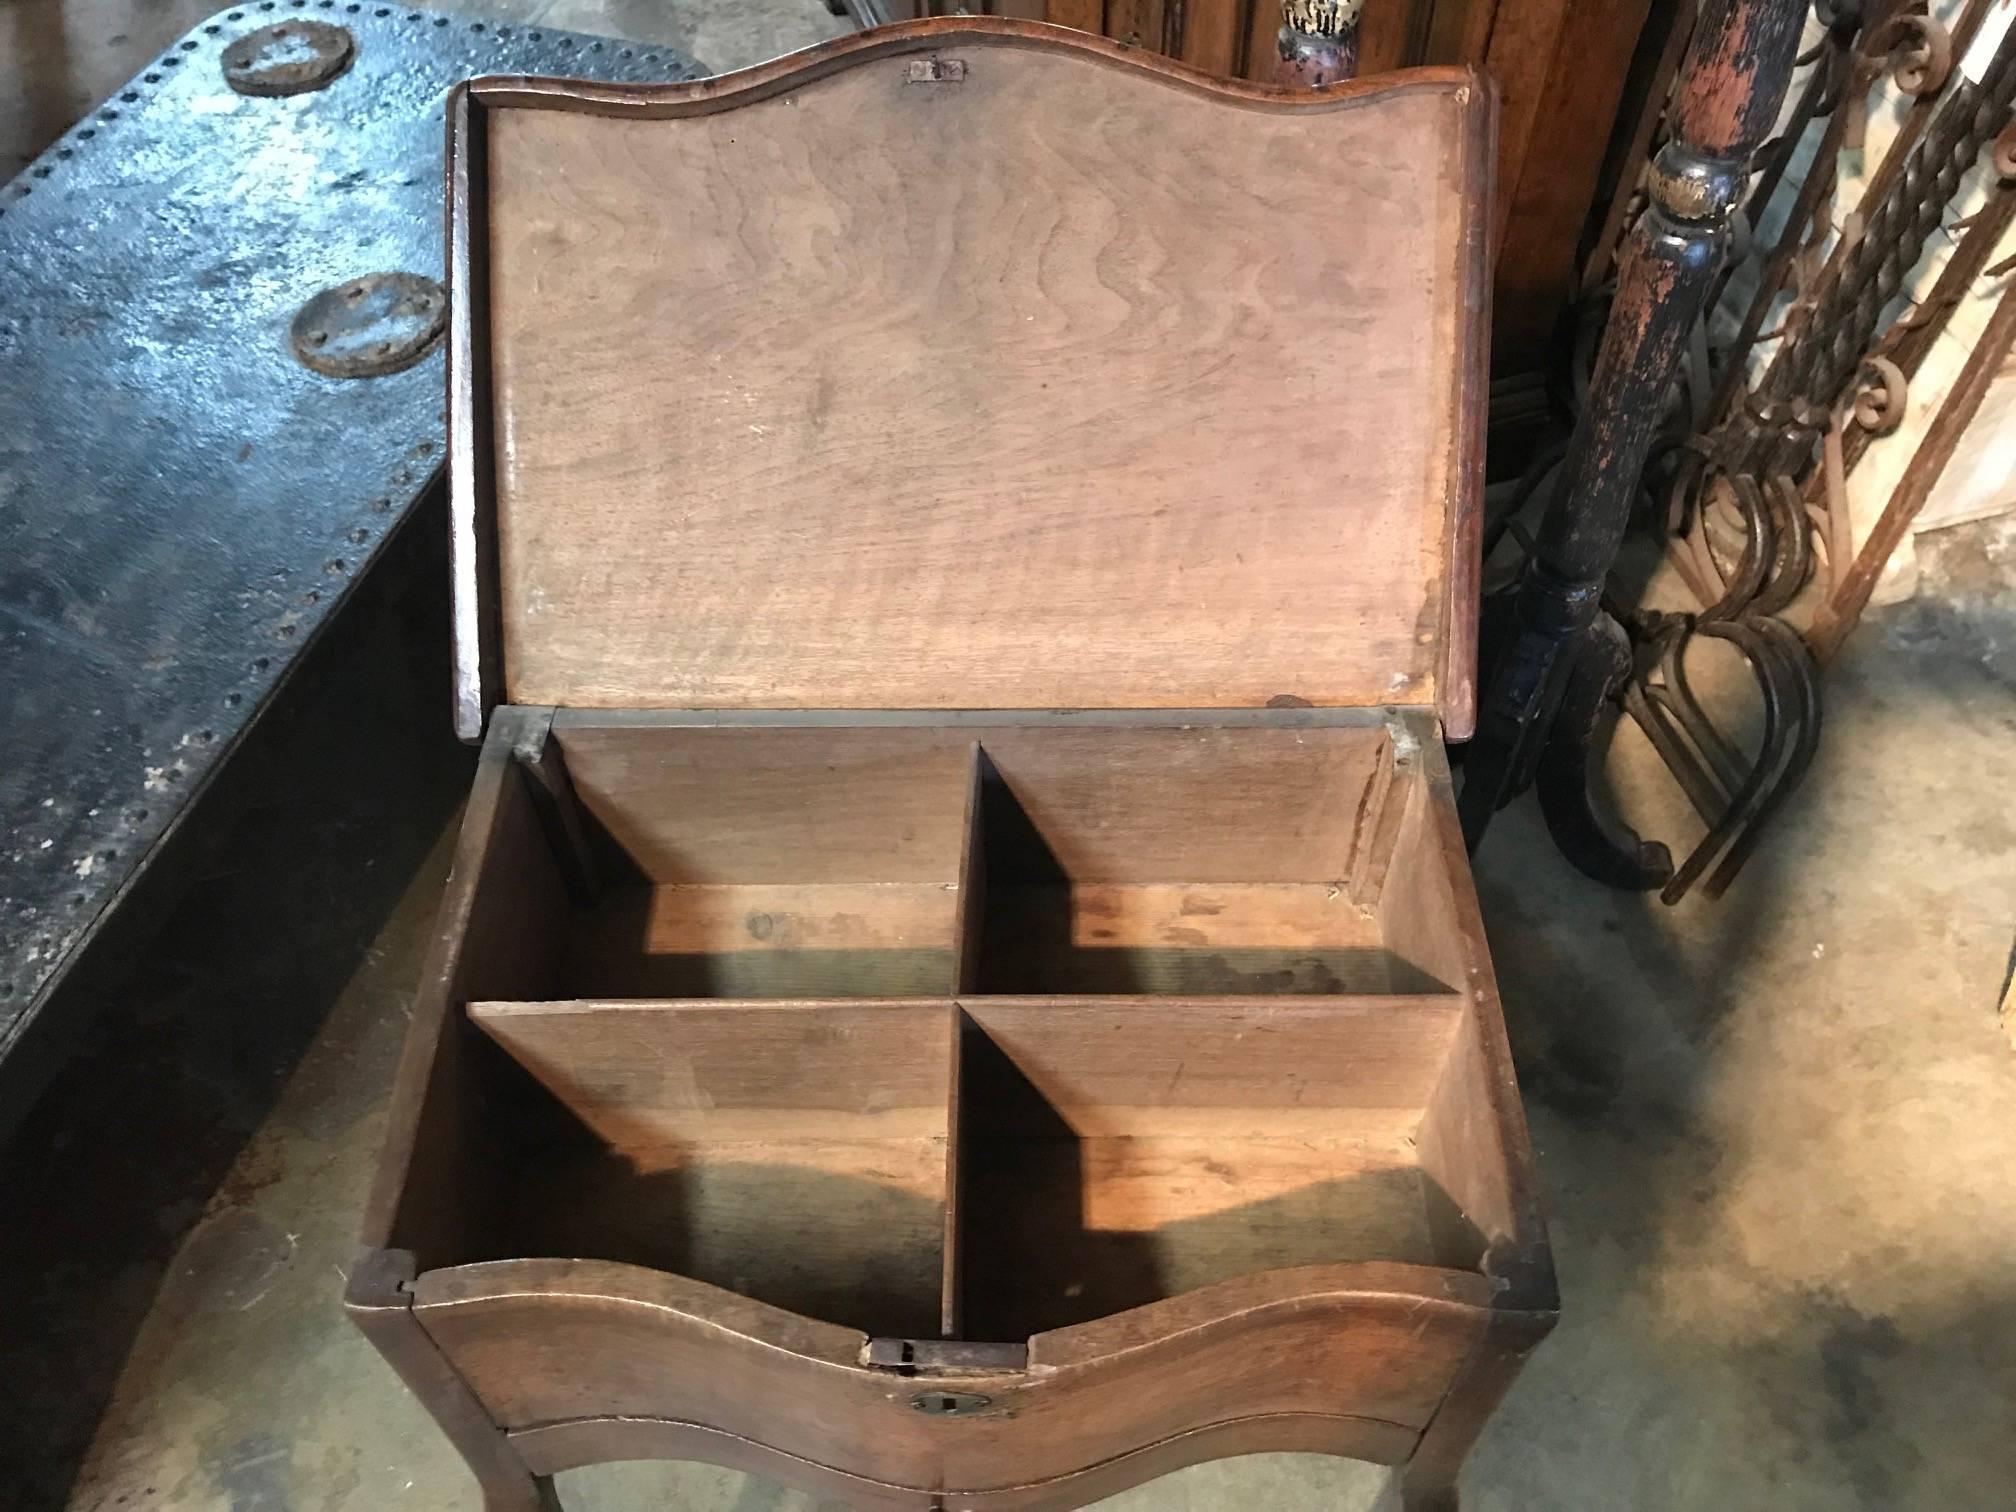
[847,0,1660,370]
[349,23,1554,1510]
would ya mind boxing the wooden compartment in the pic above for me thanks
[552,728,975,1000]
[971,725,1457,996]
[355,712,1548,1512]
[469,998,954,1337]
[955,996,1483,1336]
[351,26,1551,1512]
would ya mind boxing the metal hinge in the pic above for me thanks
[904,57,967,83]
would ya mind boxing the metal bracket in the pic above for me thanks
[863,1337,1028,1375]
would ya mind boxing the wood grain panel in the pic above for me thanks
[553,725,975,885]
[1402,733,1553,1304]
[1359,0,1432,75]
[1047,0,1108,34]
[959,997,1462,1134]
[1480,0,1574,254]
[571,883,961,959]
[974,722,1388,882]
[1106,0,1168,50]
[499,1132,951,1338]
[958,1136,1445,1333]
[478,45,1484,719]
[1490,0,1651,363]
[993,881,1390,949]
[977,882,1452,994]
[357,711,569,1270]
[1179,0,1247,75]
[469,998,956,1335]
[1421,0,1498,66]
[469,999,954,1147]
[414,1258,1490,1488]
[1244,0,1284,80]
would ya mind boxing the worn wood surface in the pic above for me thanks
[346,1251,557,1512]
[959,1137,1448,1333]
[959,997,1464,1134]
[413,1257,1490,1491]
[972,723,1390,882]
[833,5,1650,385]
[1047,0,1106,36]
[563,882,962,998]
[956,996,1470,1333]
[461,26,1486,728]
[554,725,975,886]
[353,700,1551,1505]
[372,23,1550,1496]
[976,882,1440,995]
[1180,0,1249,74]
[1407,734,1553,1298]
[469,998,955,1335]
[469,999,955,1146]
[496,1131,953,1338]
[355,709,567,1271]
[1106,0,1168,49]
[1488,0,1653,363]
[347,714,573,1507]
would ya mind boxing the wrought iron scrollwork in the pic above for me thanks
[1468,0,2016,901]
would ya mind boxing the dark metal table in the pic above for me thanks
[0,5,697,1124]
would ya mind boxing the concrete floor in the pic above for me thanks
[4,3,2016,1509]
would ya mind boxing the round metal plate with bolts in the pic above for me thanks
[222,20,356,97]
[290,273,446,380]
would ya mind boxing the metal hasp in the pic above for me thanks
[1457,0,1809,882]
[0,8,698,1133]
[863,1337,1030,1373]
[910,1390,994,1416]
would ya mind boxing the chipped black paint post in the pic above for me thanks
[1458,0,1808,883]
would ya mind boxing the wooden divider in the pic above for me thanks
[455,714,1490,1342]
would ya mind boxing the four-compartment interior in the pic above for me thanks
[445,718,1510,1342]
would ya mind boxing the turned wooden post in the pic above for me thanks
[1271,0,1364,86]
[1458,0,1809,858]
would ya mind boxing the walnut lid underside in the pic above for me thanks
[454,23,1489,737]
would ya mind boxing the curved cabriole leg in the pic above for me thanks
[1386,1310,1556,1512]
[345,1249,560,1512]
[1536,614,1674,889]
[493,1478,562,1512]
[1461,0,1808,869]
[1393,1468,1459,1512]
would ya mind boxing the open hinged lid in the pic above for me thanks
[447,20,1492,741]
